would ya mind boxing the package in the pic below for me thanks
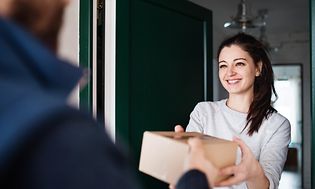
[138,131,238,185]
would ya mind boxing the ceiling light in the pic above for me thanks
[224,0,265,31]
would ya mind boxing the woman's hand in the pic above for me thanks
[174,125,185,133]
[217,137,269,189]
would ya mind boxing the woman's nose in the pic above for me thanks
[226,65,236,76]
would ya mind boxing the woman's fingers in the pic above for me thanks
[174,125,184,133]
[220,165,237,176]
[217,165,246,186]
[233,137,251,157]
[217,174,243,186]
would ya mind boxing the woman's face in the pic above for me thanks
[218,45,261,97]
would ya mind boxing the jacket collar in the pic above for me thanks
[0,17,83,96]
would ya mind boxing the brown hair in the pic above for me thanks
[217,33,277,136]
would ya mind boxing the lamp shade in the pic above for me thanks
[224,0,261,31]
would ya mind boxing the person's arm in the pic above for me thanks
[217,117,291,189]
[175,138,218,189]
[176,169,211,189]
[13,110,141,189]
[185,103,204,132]
[258,119,291,189]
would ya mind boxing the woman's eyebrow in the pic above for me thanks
[218,60,227,64]
[233,58,247,62]
[218,58,246,64]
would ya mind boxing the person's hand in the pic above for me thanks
[184,137,218,187]
[217,137,268,188]
[174,125,184,133]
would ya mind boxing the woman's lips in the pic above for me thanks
[226,79,241,84]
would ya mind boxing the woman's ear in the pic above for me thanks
[255,62,263,77]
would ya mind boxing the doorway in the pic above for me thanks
[272,64,302,189]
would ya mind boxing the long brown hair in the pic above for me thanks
[217,33,277,136]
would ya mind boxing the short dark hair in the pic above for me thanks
[9,0,66,52]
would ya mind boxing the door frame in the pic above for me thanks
[311,0,315,187]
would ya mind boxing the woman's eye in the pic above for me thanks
[236,62,245,66]
[219,64,227,69]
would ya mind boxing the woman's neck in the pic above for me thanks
[226,93,253,113]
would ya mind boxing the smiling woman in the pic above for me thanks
[179,33,291,189]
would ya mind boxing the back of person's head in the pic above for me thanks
[6,0,70,52]
[0,0,12,17]
[217,33,277,136]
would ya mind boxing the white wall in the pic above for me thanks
[270,32,311,188]
[57,0,117,141]
[104,0,116,141]
[58,0,80,107]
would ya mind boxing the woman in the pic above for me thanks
[177,33,291,189]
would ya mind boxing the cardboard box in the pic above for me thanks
[139,131,238,185]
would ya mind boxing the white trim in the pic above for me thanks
[92,0,98,118]
[104,0,116,141]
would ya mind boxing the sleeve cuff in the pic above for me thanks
[176,169,210,189]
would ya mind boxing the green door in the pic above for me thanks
[116,0,212,188]
[79,0,93,110]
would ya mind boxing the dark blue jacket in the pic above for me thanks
[0,18,141,189]
[0,16,83,171]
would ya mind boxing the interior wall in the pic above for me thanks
[58,0,80,107]
[270,32,311,188]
